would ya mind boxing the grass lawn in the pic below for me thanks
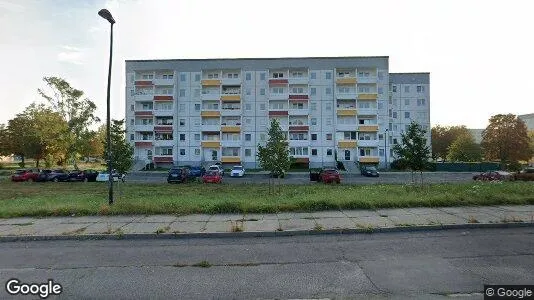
[0,180,533,218]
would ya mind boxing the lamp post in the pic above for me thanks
[384,129,389,170]
[98,8,115,205]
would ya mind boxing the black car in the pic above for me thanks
[68,170,89,182]
[188,166,206,178]
[36,169,52,182]
[361,166,379,177]
[82,170,99,182]
[47,169,71,182]
[167,167,189,183]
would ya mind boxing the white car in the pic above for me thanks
[208,165,224,176]
[230,165,245,177]
[96,172,125,182]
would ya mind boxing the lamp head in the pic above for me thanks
[98,9,115,24]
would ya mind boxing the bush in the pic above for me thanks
[390,159,409,170]
[506,161,523,172]
[336,161,345,171]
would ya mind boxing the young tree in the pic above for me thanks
[257,119,291,193]
[431,125,470,161]
[393,122,431,185]
[38,77,100,169]
[5,114,40,167]
[104,120,133,174]
[481,114,532,168]
[0,124,9,157]
[446,133,482,162]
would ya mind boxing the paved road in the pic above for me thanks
[1,227,532,299]
[127,171,477,185]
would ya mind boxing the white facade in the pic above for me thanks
[125,57,430,169]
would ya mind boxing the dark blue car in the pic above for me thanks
[188,166,206,178]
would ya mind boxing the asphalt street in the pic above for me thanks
[1,227,533,299]
[127,171,477,185]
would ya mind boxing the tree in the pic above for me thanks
[38,77,100,169]
[481,114,532,168]
[5,114,40,167]
[104,120,133,174]
[257,119,291,193]
[0,124,9,156]
[431,125,470,161]
[393,122,431,185]
[529,131,534,164]
[446,133,482,162]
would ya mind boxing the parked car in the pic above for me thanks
[230,165,245,177]
[208,165,224,176]
[320,168,341,184]
[473,171,513,181]
[68,170,87,182]
[47,169,71,182]
[11,169,39,182]
[188,166,206,178]
[514,168,534,181]
[96,171,125,182]
[202,170,222,184]
[36,169,53,182]
[361,166,380,177]
[82,170,99,182]
[167,167,189,183]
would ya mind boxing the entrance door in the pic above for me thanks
[147,150,153,161]
[344,150,351,161]
[211,150,218,161]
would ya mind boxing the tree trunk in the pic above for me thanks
[411,171,414,184]
[36,159,40,168]
[420,171,423,186]
[20,155,25,168]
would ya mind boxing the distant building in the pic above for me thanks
[468,129,484,144]
[518,113,534,131]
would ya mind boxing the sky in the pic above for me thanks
[1,0,533,129]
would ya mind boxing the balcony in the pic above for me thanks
[154,125,173,132]
[201,79,221,86]
[221,126,241,133]
[134,111,153,116]
[201,93,220,101]
[358,125,379,132]
[201,124,220,132]
[201,141,221,148]
[288,109,309,116]
[220,95,241,102]
[336,109,357,116]
[153,139,174,147]
[134,125,154,132]
[288,77,309,85]
[359,93,378,100]
[221,109,242,116]
[153,95,173,101]
[357,76,377,84]
[359,156,380,163]
[289,94,309,101]
[269,93,289,100]
[221,77,241,85]
[221,140,242,147]
[153,109,174,117]
[338,140,357,148]
[134,80,153,86]
[336,78,357,85]
[335,124,357,131]
[201,111,221,117]
[289,125,309,132]
[289,140,309,147]
[153,156,173,163]
[269,111,289,116]
[358,108,378,116]
[134,94,154,101]
[221,156,241,163]
[153,78,174,86]
[336,92,358,100]
[269,79,288,85]
[134,141,153,147]
[358,140,379,147]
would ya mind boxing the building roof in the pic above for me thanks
[125,56,390,63]
[389,73,430,84]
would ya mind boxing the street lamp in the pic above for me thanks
[98,8,115,205]
[384,129,389,170]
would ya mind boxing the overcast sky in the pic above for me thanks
[1,0,533,129]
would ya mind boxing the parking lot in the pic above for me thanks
[127,171,477,185]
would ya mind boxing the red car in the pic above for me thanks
[202,171,222,184]
[320,169,341,184]
[11,169,39,182]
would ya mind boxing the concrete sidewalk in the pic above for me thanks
[0,205,533,241]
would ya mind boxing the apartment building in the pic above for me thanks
[125,57,431,169]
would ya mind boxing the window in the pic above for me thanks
[195,104,201,111]
[245,73,251,81]
[417,85,425,92]
[260,88,265,95]
[130,119,134,125]
[326,103,332,111]
[378,87,383,94]
[393,112,397,119]
[404,86,410,93]
[311,118,317,125]
[378,102,384,109]
[180,149,185,156]
[311,149,317,156]
[245,104,252,110]
[194,89,200,97]
[271,87,284,94]
[326,149,332,156]
[417,99,426,106]
[142,74,154,79]
[245,134,251,141]
[195,74,200,81]
[130,134,134,141]
[405,99,410,106]
[179,104,185,112]
[260,73,266,80]
[405,125,410,131]
[358,86,370,93]
[378,134,384,140]
[379,149,384,157]
[311,134,317,141]
[405,112,410,119]
[310,88,316,96]
[179,89,185,97]
[179,119,185,126]
[326,133,332,140]
[130,105,134,111]
[310,102,317,111]
[207,73,219,79]
[310,72,316,79]
[325,72,332,79]
[393,138,398,144]
[193,134,200,141]
[245,149,252,157]
[326,118,332,126]
[326,88,332,95]
[245,118,252,125]
[195,148,200,155]
[260,104,266,110]
[392,85,397,92]
[180,74,186,82]
[291,87,304,94]
[260,134,266,141]
[378,72,384,80]
[179,134,185,141]
[272,72,284,78]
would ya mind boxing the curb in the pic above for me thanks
[0,222,532,243]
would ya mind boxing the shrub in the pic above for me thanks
[390,158,409,170]
[506,161,523,172]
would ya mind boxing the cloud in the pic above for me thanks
[0,0,25,12]
[57,46,84,65]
